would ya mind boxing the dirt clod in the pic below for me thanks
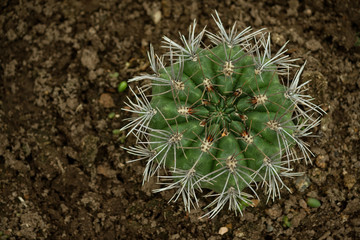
[99,93,115,108]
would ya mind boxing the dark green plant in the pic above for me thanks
[121,11,324,218]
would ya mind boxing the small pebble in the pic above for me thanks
[295,175,311,192]
[315,155,327,168]
[304,8,312,16]
[152,10,162,24]
[266,223,274,232]
[218,226,228,235]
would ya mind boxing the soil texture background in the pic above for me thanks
[1,0,360,239]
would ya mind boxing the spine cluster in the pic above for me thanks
[121,11,324,218]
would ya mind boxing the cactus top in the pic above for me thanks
[122,11,324,218]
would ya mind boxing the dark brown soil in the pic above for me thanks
[1,0,359,239]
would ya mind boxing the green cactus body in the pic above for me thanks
[122,12,324,218]
[149,44,294,191]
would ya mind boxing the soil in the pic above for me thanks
[1,0,360,239]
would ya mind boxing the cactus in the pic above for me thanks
[121,12,324,218]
